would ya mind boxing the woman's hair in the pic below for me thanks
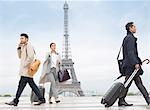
[50,42,55,48]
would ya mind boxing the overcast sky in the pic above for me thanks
[0,0,150,95]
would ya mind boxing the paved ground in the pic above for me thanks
[0,96,150,110]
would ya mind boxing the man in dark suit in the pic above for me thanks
[118,22,150,106]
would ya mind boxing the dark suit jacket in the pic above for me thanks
[122,32,143,75]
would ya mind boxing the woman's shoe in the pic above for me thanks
[56,100,60,103]
[49,102,53,104]
[55,98,60,103]
[49,97,53,104]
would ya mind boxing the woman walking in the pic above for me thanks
[39,42,61,104]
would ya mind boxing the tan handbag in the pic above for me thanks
[28,59,41,76]
[26,47,41,76]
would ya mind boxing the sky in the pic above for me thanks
[0,0,150,96]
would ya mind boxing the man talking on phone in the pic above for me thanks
[5,33,45,106]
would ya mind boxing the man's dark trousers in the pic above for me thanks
[14,76,43,101]
[120,71,149,102]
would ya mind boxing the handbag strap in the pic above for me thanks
[117,46,122,60]
[58,63,61,71]
[25,45,37,59]
[117,37,128,60]
[33,49,37,59]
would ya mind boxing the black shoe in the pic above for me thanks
[55,97,60,103]
[34,99,45,106]
[49,102,53,104]
[56,100,60,103]
[118,100,133,106]
[5,99,19,106]
[49,97,53,104]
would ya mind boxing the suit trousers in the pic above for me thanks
[119,74,149,102]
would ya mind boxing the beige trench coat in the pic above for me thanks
[17,43,34,78]
[39,52,61,84]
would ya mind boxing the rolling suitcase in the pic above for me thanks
[30,86,45,103]
[101,69,139,107]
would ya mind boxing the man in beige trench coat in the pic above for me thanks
[5,33,45,106]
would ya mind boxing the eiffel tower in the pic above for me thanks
[56,2,84,96]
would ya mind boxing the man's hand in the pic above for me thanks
[135,64,140,69]
[18,43,23,47]
[17,44,22,50]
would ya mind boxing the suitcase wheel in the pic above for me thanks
[101,98,105,104]
[105,104,111,108]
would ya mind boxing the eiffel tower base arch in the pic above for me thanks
[56,82,84,96]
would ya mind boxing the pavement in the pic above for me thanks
[0,96,150,110]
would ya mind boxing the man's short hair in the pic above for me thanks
[125,22,134,32]
[20,33,29,39]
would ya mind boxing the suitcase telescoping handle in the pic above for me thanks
[124,69,138,88]
[124,59,149,88]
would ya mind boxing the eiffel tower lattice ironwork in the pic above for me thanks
[56,2,84,96]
